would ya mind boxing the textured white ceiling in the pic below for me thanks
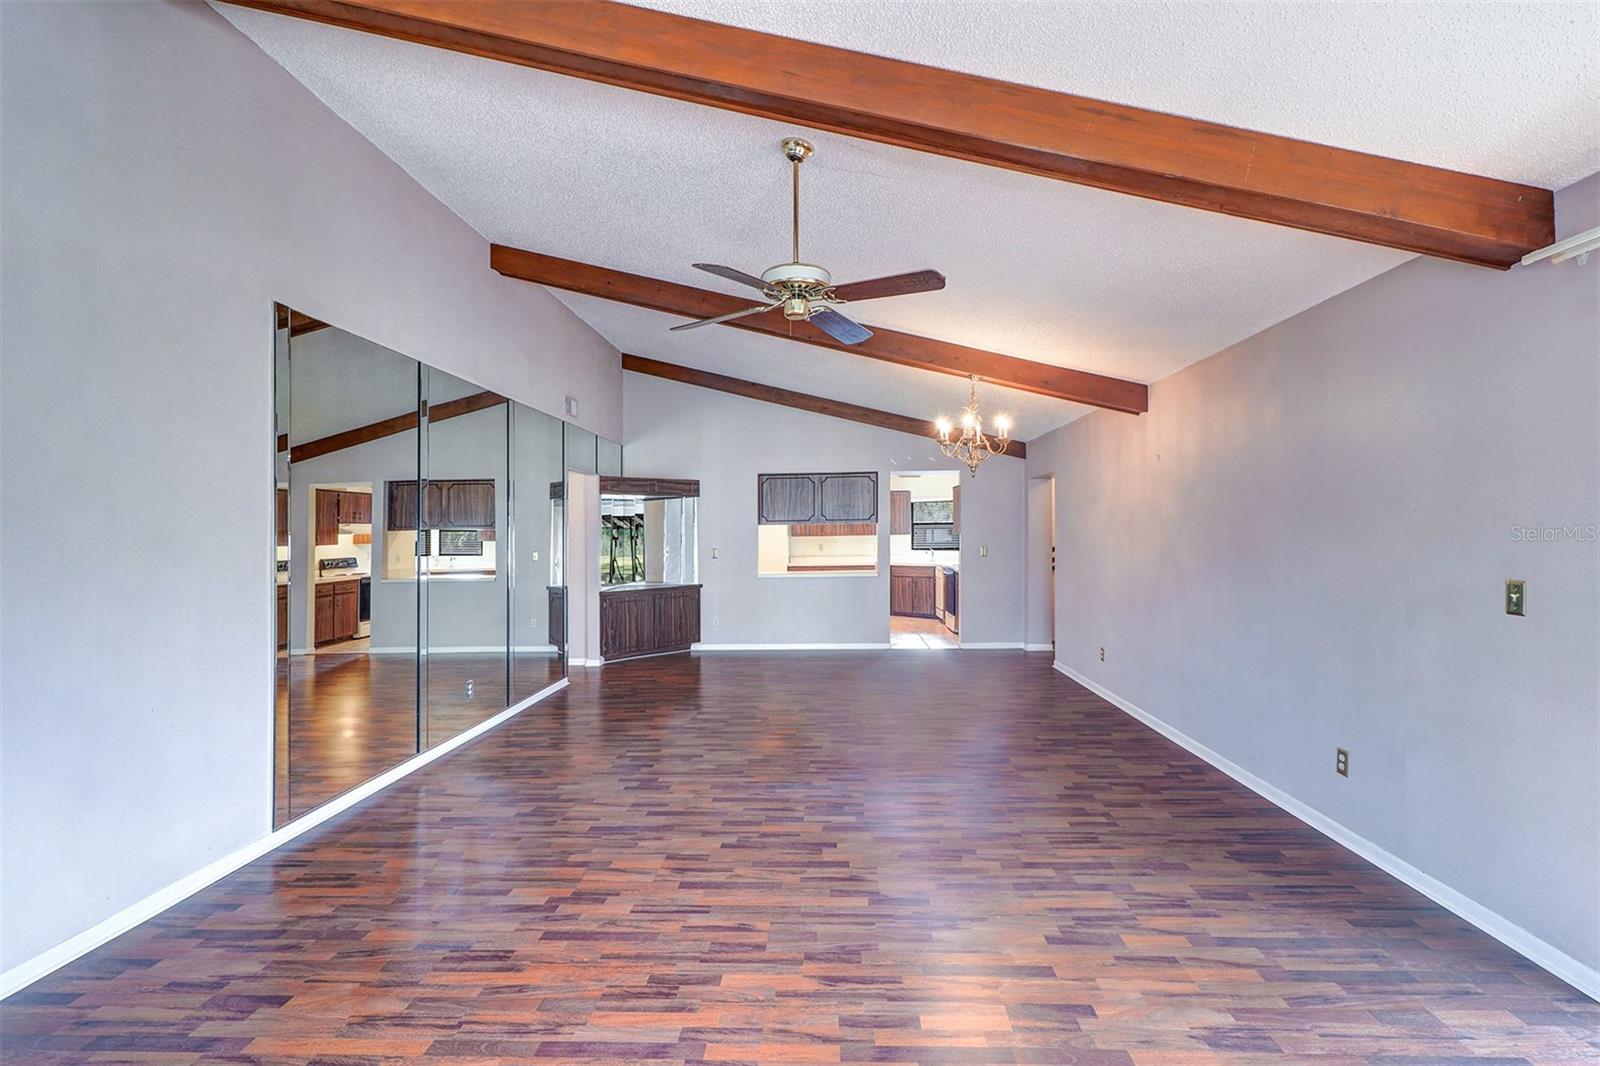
[638,1,1600,189]
[218,2,1598,437]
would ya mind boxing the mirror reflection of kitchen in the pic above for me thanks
[888,471,961,650]
[600,494,697,587]
[312,482,374,651]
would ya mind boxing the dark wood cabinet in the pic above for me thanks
[277,585,288,650]
[389,479,494,530]
[599,584,701,661]
[758,471,877,524]
[548,586,566,656]
[388,480,419,530]
[758,474,818,524]
[941,567,959,634]
[276,488,289,547]
[789,523,876,538]
[339,490,372,525]
[314,584,336,643]
[818,473,877,522]
[890,565,937,618]
[314,489,341,545]
[890,490,912,535]
[442,479,495,528]
[314,579,362,645]
[316,488,372,544]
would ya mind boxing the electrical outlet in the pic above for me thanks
[1505,579,1526,616]
[1099,646,1105,662]
[711,547,719,559]
[980,545,989,557]
[1336,748,1349,777]
[466,679,475,699]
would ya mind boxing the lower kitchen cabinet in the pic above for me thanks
[599,584,701,661]
[941,567,959,634]
[889,565,937,618]
[277,585,288,650]
[313,579,361,645]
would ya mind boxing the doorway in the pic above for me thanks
[1026,475,1055,652]
[888,471,961,649]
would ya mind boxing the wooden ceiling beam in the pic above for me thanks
[623,354,1026,461]
[493,246,1146,414]
[228,0,1551,268]
[286,390,505,463]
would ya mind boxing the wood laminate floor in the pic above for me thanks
[6,653,1596,1064]
[274,651,564,823]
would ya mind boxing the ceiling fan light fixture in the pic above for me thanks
[671,138,946,344]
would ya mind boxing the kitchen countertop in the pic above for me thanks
[314,572,368,584]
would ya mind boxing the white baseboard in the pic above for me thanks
[1024,643,1055,652]
[568,657,604,667]
[0,677,570,1002]
[1051,660,1600,1003]
[959,642,1025,650]
[691,642,891,651]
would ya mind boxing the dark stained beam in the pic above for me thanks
[289,390,505,463]
[228,0,1552,267]
[495,247,1144,415]
[623,353,1026,460]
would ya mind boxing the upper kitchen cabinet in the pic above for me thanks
[340,490,372,525]
[315,488,373,544]
[757,472,877,524]
[440,479,495,529]
[314,488,341,545]
[387,479,493,529]
[890,490,912,536]
[758,474,817,524]
[819,474,877,523]
[387,480,419,531]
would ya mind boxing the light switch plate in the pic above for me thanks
[1506,579,1526,616]
[980,545,988,557]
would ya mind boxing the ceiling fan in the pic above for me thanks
[671,137,946,345]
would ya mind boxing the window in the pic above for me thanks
[911,499,958,551]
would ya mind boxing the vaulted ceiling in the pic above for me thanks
[217,1,1600,439]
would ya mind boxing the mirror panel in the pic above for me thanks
[421,365,508,747]
[279,311,421,824]
[511,402,566,702]
[272,307,569,827]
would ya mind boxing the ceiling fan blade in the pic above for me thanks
[669,302,778,332]
[830,269,946,303]
[692,263,772,292]
[809,307,874,345]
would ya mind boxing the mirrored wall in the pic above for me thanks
[273,306,612,826]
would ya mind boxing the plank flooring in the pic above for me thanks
[6,653,1596,1063]
[275,651,565,823]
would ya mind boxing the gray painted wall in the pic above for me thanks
[623,372,1028,647]
[1026,174,1600,979]
[0,2,619,973]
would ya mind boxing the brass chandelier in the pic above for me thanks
[936,375,1012,476]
